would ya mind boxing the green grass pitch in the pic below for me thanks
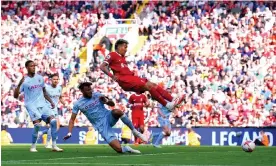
[2,145,276,166]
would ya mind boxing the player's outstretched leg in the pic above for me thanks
[112,109,147,142]
[152,126,171,148]
[30,122,41,152]
[48,117,63,152]
[143,82,185,110]
[109,139,141,154]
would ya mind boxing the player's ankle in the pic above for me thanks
[52,140,57,147]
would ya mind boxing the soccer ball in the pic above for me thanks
[241,140,256,152]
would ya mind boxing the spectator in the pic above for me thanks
[2,1,276,128]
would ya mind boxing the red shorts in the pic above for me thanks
[132,112,144,128]
[117,75,148,93]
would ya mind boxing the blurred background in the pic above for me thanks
[1,0,276,129]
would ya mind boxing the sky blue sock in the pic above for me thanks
[32,123,41,144]
[120,114,134,130]
[47,128,51,142]
[154,132,165,145]
[50,119,57,141]
[41,128,49,135]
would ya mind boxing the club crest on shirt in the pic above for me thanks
[106,55,111,60]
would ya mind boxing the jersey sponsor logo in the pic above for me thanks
[82,100,100,111]
[121,63,126,68]
[50,95,60,98]
[133,103,143,106]
[28,84,43,90]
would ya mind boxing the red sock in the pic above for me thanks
[156,86,173,102]
[149,87,167,106]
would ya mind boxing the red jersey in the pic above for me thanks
[129,94,147,112]
[104,52,134,76]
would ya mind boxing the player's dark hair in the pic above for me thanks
[115,39,128,50]
[50,73,59,79]
[78,82,92,90]
[25,60,34,68]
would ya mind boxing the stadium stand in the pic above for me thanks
[1,1,276,128]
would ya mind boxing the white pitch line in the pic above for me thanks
[2,151,239,164]
[2,152,182,163]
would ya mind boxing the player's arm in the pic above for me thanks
[43,87,55,108]
[59,93,66,106]
[63,112,77,140]
[144,95,150,107]
[100,62,116,80]
[127,95,134,108]
[100,54,118,81]
[99,96,115,107]
[13,77,25,98]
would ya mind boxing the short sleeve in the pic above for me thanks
[59,86,63,95]
[19,84,24,93]
[103,53,113,65]
[72,103,79,114]
[129,95,134,104]
[41,76,45,87]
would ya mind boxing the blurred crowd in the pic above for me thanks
[89,1,276,128]
[1,1,139,127]
[1,1,276,128]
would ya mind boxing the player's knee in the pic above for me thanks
[112,109,124,117]
[46,116,55,124]
[145,82,157,90]
[33,119,41,124]
[50,118,57,124]
[115,147,123,153]
[165,131,171,136]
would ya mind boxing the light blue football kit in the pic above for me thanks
[157,104,171,129]
[41,84,62,143]
[45,84,62,117]
[72,92,121,143]
[19,74,57,145]
[72,91,145,153]
[20,74,53,121]
[152,104,172,147]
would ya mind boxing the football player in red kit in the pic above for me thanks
[128,92,149,144]
[100,39,185,111]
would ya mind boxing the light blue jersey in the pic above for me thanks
[72,92,111,130]
[72,92,119,143]
[158,104,171,119]
[157,104,171,129]
[20,74,47,108]
[19,74,52,121]
[45,84,62,107]
[45,84,62,116]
